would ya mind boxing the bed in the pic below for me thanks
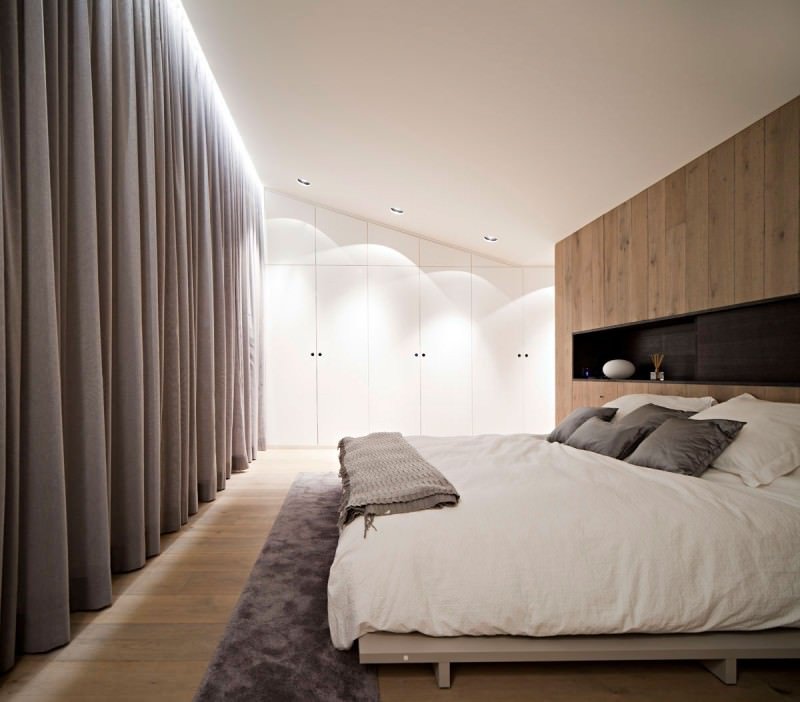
[327,395,800,687]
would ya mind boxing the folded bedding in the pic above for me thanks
[337,432,460,535]
[327,433,800,649]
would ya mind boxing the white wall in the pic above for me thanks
[264,190,555,445]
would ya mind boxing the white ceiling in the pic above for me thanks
[182,0,800,265]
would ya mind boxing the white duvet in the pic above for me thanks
[327,434,800,649]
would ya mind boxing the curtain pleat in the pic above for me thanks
[0,1,22,673]
[50,0,112,612]
[16,0,72,654]
[0,0,266,671]
[209,110,229,488]
[133,0,162,558]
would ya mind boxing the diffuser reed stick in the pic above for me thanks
[650,353,665,380]
[650,353,664,373]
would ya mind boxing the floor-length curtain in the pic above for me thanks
[0,0,266,672]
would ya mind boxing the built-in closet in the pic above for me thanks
[264,191,555,445]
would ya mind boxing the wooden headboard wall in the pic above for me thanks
[555,96,800,421]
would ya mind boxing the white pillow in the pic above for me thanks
[603,394,717,421]
[690,394,800,487]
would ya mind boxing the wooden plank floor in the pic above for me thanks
[1,448,798,700]
[0,449,333,701]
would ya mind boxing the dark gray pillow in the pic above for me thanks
[625,417,746,477]
[547,406,618,443]
[616,403,696,434]
[564,417,651,459]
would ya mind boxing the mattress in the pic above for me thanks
[327,434,800,649]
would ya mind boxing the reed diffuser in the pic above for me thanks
[650,353,665,381]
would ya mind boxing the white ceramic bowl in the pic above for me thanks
[602,359,636,379]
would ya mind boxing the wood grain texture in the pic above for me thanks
[602,206,620,326]
[615,201,632,324]
[664,168,687,315]
[707,138,736,307]
[628,192,649,323]
[734,120,765,303]
[603,201,636,326]
[685,155,709,311]
[554,96,800,420]
[0,450,340,701]
[554,240,572,422]
[570,381,618,408]
[571,380,592,410]
[570,381,799,408]
[647,180,666,318]
[571,219,604,332]
[764,97,800,297]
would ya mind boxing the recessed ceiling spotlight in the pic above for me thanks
[390,206,404,215]
[483,235,498,243]
[297,177,312,186]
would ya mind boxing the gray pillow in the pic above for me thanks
[564,417,651,459]
[616,403,696,434]
[625,417,746,477]
[547,406,618,443]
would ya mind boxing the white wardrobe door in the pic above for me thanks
[265,191,315,264]
[316,266,369,445]
[368,266,421,435]
[420,267,472,436]
[264,265,318,445]
[367,223,420,266]
[523,268,556,434]
[471,267,525,435]
[419,240,471,267]
[315,207,368,265]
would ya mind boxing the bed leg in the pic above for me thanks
[702,658,737,684]
[434,661,451,688]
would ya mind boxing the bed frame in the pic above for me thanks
[359,628,800,688]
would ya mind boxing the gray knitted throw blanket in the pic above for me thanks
[337,433,460,536]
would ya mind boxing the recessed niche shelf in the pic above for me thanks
[572,294,800,386]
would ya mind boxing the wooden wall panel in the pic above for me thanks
[554,239,572,422]
[646,181,666,318]
[757,386,800,403]
[628,191,649,323]
[602,206,620,326]
[572,381,616,408]
[571,218,603,332]
[664,167,687,316]
[734,120,765,303]
[569,382,800,408]
[571,381,592,410]
[764,97,799,297]
[685,155,709,311]
[620,382,654,397]
[603,199,647,327]
[603,202,635,326]
[708,139,735,307]
[555,96,800,417]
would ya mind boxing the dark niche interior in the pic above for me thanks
[572,294,800,385]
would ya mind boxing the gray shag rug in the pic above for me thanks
[194,472,380,702]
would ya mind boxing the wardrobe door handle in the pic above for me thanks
[517,353,522,358]
[414,353,419,357]
[318,352,323,357]
[524,353,529,358]
[421,353,426,357]
[310,352,315,357]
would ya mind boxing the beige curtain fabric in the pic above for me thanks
[0,0,266,671]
